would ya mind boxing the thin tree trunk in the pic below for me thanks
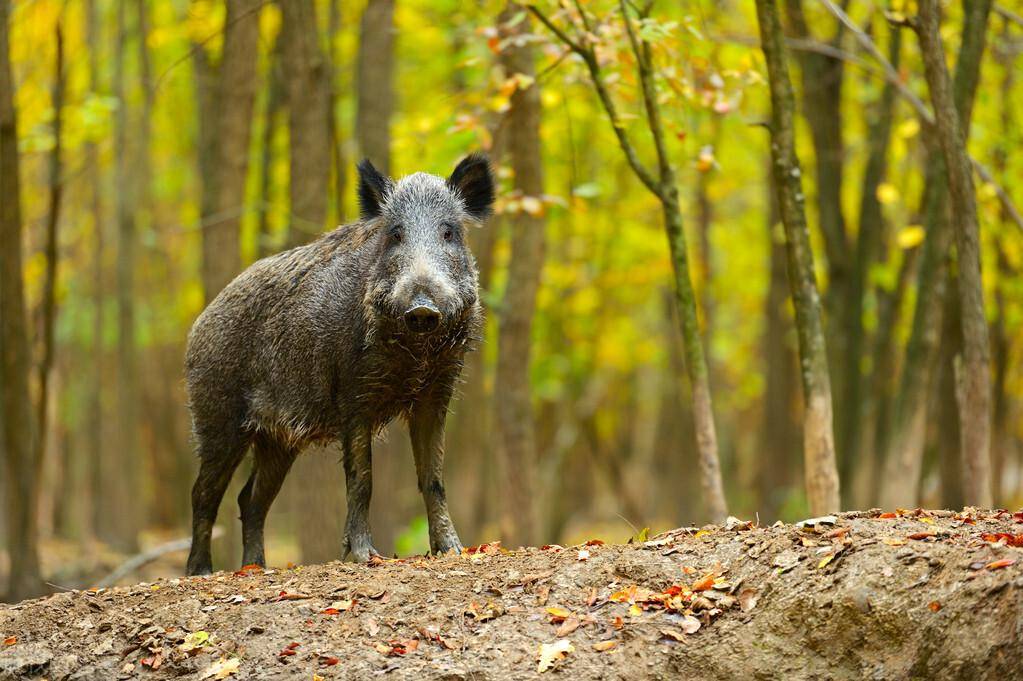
[784,1,861,490]
[756,0,841,515]
[35,25,63,504]
[327,0,346,225]
[1,0,44,600]
[529,0,729,523]
[200,0,260,302]
[494,4,543,547]
[916,0,993,507]
[844,24,901,508]
[110,0,141,553]
[85,0,102,549]
[759,161,800,521]
[879,0,991,509]
[627,4,728,523]
[355,0,394,174]
[257,37,283,259]
[280,0,331,248]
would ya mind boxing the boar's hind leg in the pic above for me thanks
[238,433,297,568]
[410,404,463,555]
[341,429,380,562]
[186,431,249,576]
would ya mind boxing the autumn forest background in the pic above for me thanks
[2,0,1022,602]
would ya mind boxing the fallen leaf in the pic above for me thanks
[140,653,164,670]
[537,639,574,673]
[981,533,1023,547]
[592,640,617,652]
[628,604,643,617]
[928,601,942,612]
[200,657,240,679]
[691,573,716,592]
[818,554,835,569]
[365,619,380,637]
[3,636,15,646]
[986,558,1017,570]
[180,631,211,653]
[796,515,837,528]
[319,655,340,666]
[234,564,263,576]
[879,512,898,519]
[273,591,311,602]
[555,618,580,637]
[907,532,936,540]
[585,539,605,546]
[612,616,624,630]
[883,538,907,546]
[660,628,687,642]
[546,607,572,623]
[738,588,759,612]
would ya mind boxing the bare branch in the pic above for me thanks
[527,4,661,195]
[818,0,1023,234]
[995,3,1023,29]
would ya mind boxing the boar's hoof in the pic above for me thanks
[432,535,464,556]
[342,534,381,563]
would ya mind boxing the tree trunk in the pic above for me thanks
[783,1,854,484]
[256,37,283,259]
[276,0,345,564]
[200,0,260,303]
[756,0,841,515]
[108,0,141,554]
[280,0,331,248]
[879,0,991,509]
[0,0,44,601]
[494,4,544,548]
[85,0,103,547]
[35,25,63,518]
[355,0,394,174]
[842,24,900,506]
[916,0,993,508]
[759,162,800,521]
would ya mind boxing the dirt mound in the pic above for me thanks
[2,509,1022,680]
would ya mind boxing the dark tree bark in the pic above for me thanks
[494,4,544,547]
[355,0,394,174]
[199,0,260,302]
[756,0,841,515]
[915,0,993,507]
[1,0,44,601]
[280,0,331,248]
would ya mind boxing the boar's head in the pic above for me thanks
[360,153,494,336]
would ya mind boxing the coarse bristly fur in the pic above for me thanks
[184,154,494,575]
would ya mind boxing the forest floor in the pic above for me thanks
[2,508,1022,680]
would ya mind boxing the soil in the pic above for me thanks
[2,508,1022,680]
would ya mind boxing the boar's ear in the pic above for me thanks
[357,158,393,220]
[447,152,495,221]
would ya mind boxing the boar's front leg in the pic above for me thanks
[341,428,380,562]
[409,402,463,555]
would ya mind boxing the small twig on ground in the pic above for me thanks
[96,527,223,588]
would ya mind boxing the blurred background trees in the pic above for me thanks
[2,0,1023,602]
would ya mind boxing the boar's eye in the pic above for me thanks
[442,222,455,242]
[389,225,403,244]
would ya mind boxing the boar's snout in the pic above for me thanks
[404,294,441,334]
